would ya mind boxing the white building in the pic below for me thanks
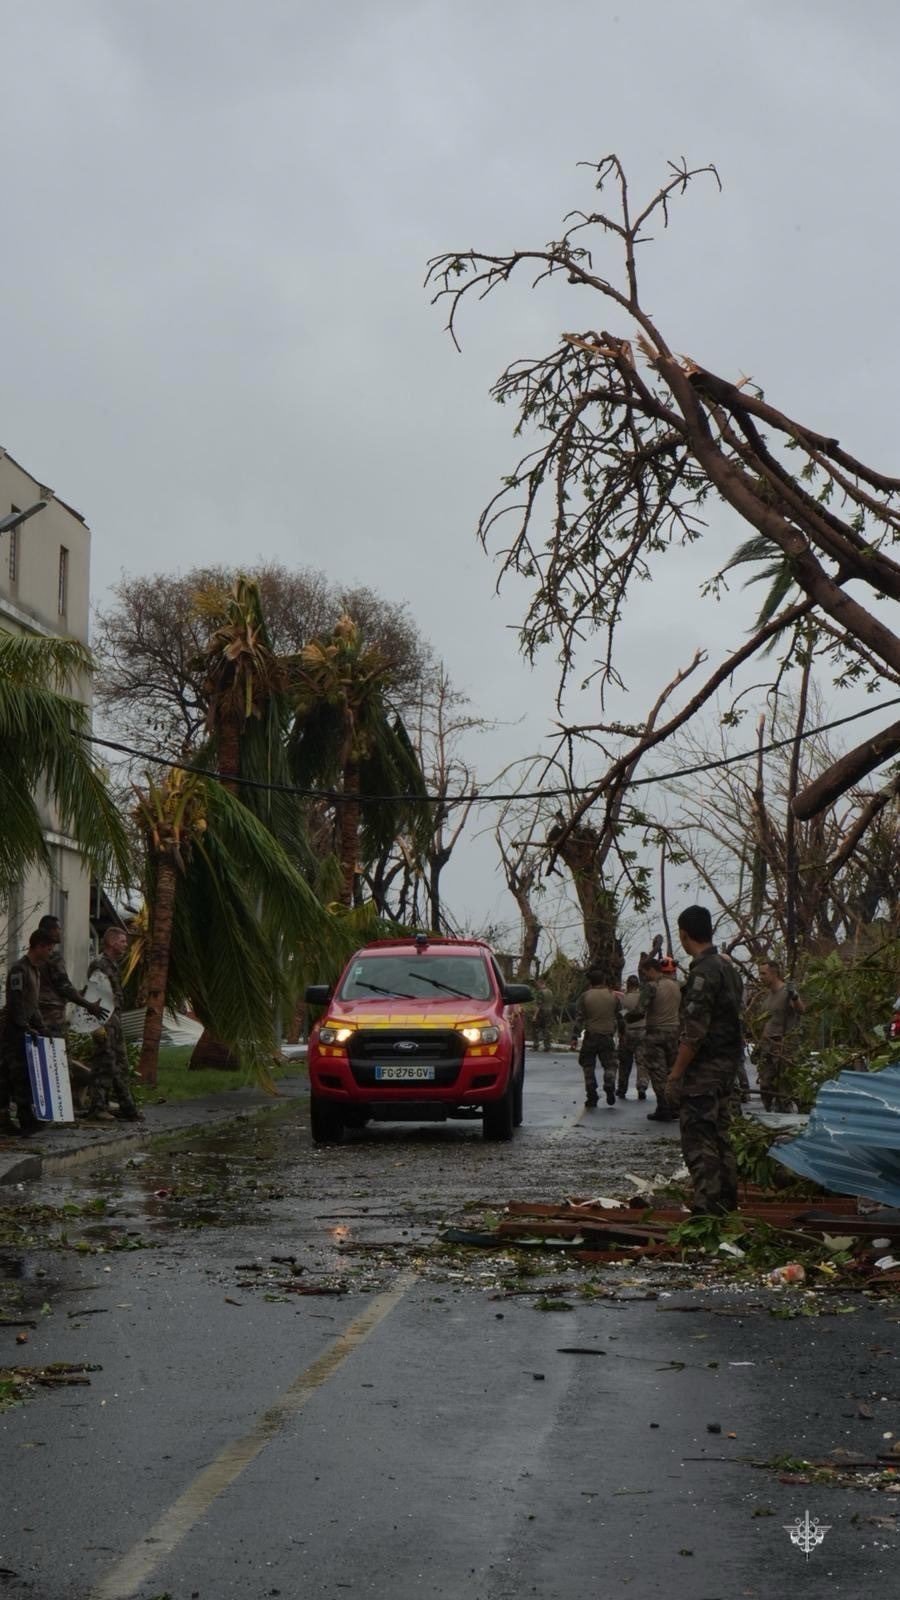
[0,445,94,991]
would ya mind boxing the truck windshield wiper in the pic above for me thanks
[406,972,475,999]
[356,982,416,999]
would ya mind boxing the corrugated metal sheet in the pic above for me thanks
[772,1064,900,1207]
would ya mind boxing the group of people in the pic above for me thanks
[571,906,804,1215]
[0,918,140,1137]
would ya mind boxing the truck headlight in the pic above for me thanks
[319,1025,353,1044]
[460,1024,500,1045]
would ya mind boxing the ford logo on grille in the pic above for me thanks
[395,1040,418,1053]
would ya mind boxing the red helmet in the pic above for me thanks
[658,957,677,976]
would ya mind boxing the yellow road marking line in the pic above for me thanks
[90,1271,418,1600]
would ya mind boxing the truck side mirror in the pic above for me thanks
[304,984,331,1006]
[502,983,533,1005]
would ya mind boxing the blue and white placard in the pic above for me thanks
[24,1035,75,1124]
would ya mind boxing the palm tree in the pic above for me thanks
[0,630,130,895]
[288,615,429,908]
[131,766,332,1086]
[189,577,312,1066]
[131,769,204,1087]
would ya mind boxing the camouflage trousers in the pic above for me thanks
[756,1042,794,1112]
[579,1031,617,1101]
[637,1031,679,1112]
[675,1055,740,1215]
[0,1034,35,1125]
[617,1034,649,1095]
[90,1016,137,1116]
[532,1010,552,1051]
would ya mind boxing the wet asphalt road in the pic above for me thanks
[1,1051,898,1599]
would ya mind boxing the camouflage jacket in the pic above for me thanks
[87,952,124,1013]
[680,947,743,1063]
[39,949,84,1029]
[3,954,46,1037]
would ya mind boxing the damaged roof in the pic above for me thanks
[773,1063,900,1209]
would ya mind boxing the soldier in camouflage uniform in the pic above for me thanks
[531,982,554,1052]
[666,906,743,1216]
[575,969,621,1108]
[636,957,681,1121]
[37,916,106,1036]
[0,929,55,1135]
[86,928,140,1121]
[755,960,804,1111]
[616,975,649,1100]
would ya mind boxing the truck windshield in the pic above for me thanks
[340,955,493,1002]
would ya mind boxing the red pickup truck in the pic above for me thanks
[304,935,531,1144]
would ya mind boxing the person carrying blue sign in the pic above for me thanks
[0,928,55,1137]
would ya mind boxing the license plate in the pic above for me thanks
[374,1064,436,1082]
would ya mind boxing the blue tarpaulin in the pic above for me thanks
[772,1063,900,1208]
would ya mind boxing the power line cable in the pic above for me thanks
[84,692,900,808]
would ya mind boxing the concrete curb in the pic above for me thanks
[0,1077,309,1187]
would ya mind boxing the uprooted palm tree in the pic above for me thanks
[289,615,430,907]
[0,630,131,896]
[131,766,333,1087]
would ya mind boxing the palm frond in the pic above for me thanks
[721,535,799,635]
[288,700,345,788]
[359,715,431,863]
[0,631,132,893]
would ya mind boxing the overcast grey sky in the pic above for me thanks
[3,0,897,949]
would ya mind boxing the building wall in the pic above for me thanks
[0,447,94,992]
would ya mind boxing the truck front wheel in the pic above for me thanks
[310,1095,345,1145]
[513,1057,525,1127]
[482,1079,514,1142]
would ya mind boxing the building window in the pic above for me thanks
[8,509,19,584]
[58,545,68,615]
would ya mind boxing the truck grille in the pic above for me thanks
[348,1028,464,1087]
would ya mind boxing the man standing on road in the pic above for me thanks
[0,928,56,1136]
[617,975,648,1100]
[87,928,141,1122]
[575,968,620,1108]
[755,960,804,1112]
[666,905,743,1216]
[531,979,554,1052]
[636,956,681,1122]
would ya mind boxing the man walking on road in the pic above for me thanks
[617,975,648,1100]
[0,928,55,1136]
[575,968,620,1108]
[87,928,141,1122]
[666,905,743,1215]
[637,956,681,1121]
